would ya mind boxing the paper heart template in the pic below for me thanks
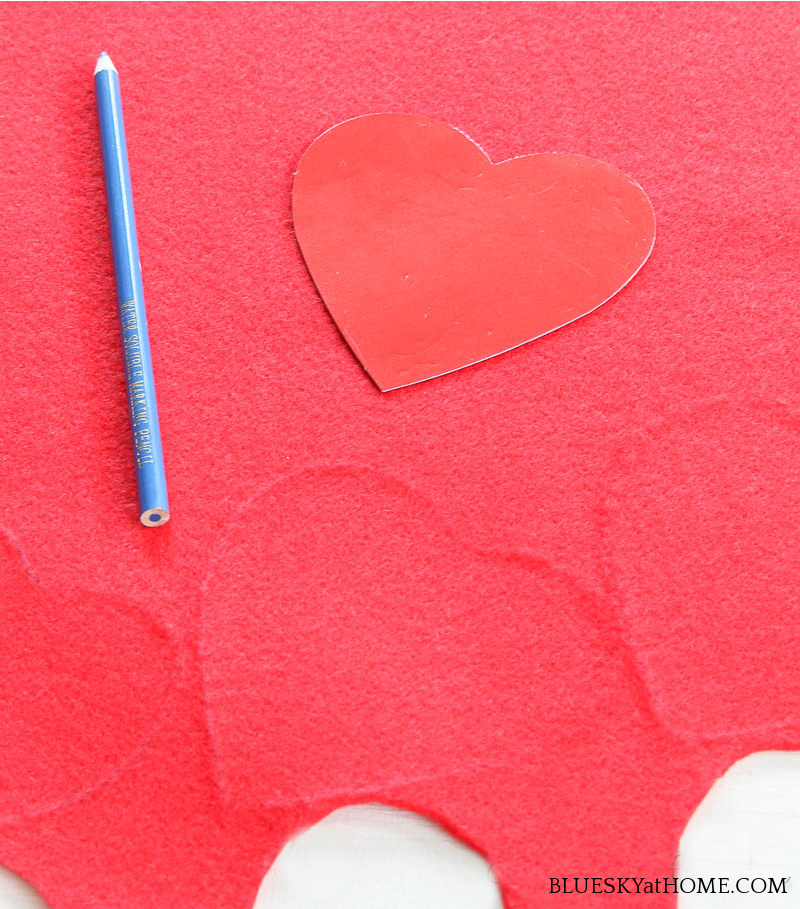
[293,114,656,390]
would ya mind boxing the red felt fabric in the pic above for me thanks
[1,3,799,908]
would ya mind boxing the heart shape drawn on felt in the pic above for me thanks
[293,114,656,391]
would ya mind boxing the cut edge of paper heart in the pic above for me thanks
[366,227,658,393]
[292,113,657,392]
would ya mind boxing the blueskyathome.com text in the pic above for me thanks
[550,877,789,895]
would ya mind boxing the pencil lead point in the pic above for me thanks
[94,52,117,76]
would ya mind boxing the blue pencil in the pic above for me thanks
[94,52,169,526]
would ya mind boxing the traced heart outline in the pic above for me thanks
[293,114,656,391]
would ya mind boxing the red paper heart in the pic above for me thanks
[293,114,656,391]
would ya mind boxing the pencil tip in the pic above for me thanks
[94,52,117,76]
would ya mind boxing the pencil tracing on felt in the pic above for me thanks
[94,52,169,527]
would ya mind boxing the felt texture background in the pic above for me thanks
[1,2,799,907]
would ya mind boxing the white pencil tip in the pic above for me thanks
[94,52,117,75]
